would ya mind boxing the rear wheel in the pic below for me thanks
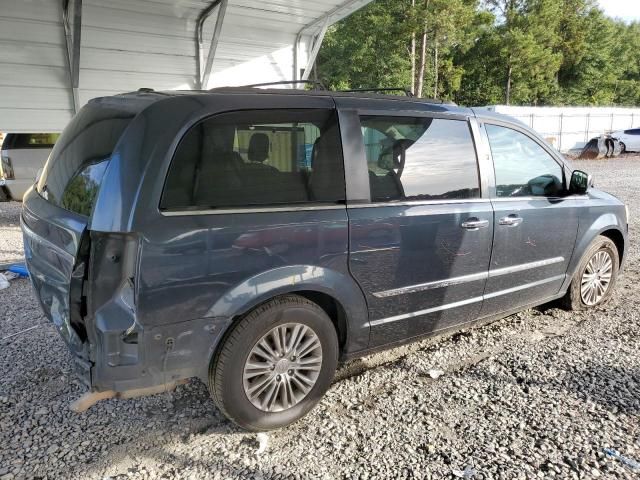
[209,295,339,431]
[563,236,619,310]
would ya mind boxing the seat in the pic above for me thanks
[309,130,343,202]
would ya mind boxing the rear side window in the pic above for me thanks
[360,116,480,202]
[3,133,60,149]
[36,106,133,216]
[160,109,345,210]
[485,124,564,197]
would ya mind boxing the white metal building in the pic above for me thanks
[0,0,372,132]
[483,105,640,152]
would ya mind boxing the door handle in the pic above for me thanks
[499,214,523,227]
[461,218,489,230]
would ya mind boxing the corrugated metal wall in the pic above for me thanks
[484,105,640,152]
[0,0,372,133]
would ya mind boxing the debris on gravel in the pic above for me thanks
[0,158,639,479]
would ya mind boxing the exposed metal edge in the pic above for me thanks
[160,204,345,216]
[483,274,566,299]
[488,257,564,278]
[348,198,491,209]
[369,295,484,327]
[373,271,488,298]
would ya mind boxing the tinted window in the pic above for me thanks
[485,124,564,198]
[161,109,345,210]
[623,129,640,135]
[360,116,480,202]
[36,105,133,215]
[3,133,60,149]
[60,160,110,217]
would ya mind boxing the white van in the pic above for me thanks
[0,133,59,201]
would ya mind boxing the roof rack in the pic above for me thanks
[212,80,327,91]
[339,87,414,97]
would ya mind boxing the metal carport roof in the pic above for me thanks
[0,0,373,132]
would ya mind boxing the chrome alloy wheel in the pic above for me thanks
[580,250,613,306]
[242,323,323,412]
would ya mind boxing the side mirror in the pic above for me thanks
[569,170,592,194]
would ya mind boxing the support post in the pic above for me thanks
[62,0,82,113]
[201,0,228,89]
[301,20,329,81]
[195,0,222,90]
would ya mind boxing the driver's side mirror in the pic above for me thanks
[569,170,592,194]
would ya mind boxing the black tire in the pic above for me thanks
[562,236,619,311]
[209,294,339,431]
[620,142,626,154]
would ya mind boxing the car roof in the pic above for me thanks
[88,87,474,117]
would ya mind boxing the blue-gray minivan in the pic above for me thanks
[21,87,629,430]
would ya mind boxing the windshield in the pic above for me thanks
[36,105,134,217]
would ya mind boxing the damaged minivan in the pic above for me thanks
[22,86,628,430]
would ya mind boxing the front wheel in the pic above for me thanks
[562,236,619,311]
[209,295,339,431]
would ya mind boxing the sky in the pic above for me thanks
[598,0,640,22]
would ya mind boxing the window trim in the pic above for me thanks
[480,119,568,199]
[158,107,346,214]
[356,112,483,205]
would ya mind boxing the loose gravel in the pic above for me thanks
[0,201,23,265]
[1,157,639,479]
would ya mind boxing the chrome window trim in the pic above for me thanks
[348,198,491,209]
[159,204,346,216]
[372,257,565,298]
[371,274,567,326]
[491,195,588,202]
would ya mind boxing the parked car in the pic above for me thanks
[0,133,59,201]
[21,87,628,431]
[611,127,640,152]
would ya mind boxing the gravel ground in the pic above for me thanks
[0,201,23,264]
[1,157,639,479]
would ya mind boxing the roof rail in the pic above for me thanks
[212,80,327,91]
[339,87,414,97]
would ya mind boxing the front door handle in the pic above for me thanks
[461,218,489,230]
[499,214,523,227]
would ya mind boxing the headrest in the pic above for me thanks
[248,133,270,163]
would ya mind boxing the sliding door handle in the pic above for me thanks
[461,218,489,230]
[499,214,523,227]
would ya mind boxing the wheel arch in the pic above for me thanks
[600,228,625,266]
[563,216,627,292]
[199,265,370,379]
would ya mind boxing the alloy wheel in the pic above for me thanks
[242,323,323,412]
[580,249,613,306]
